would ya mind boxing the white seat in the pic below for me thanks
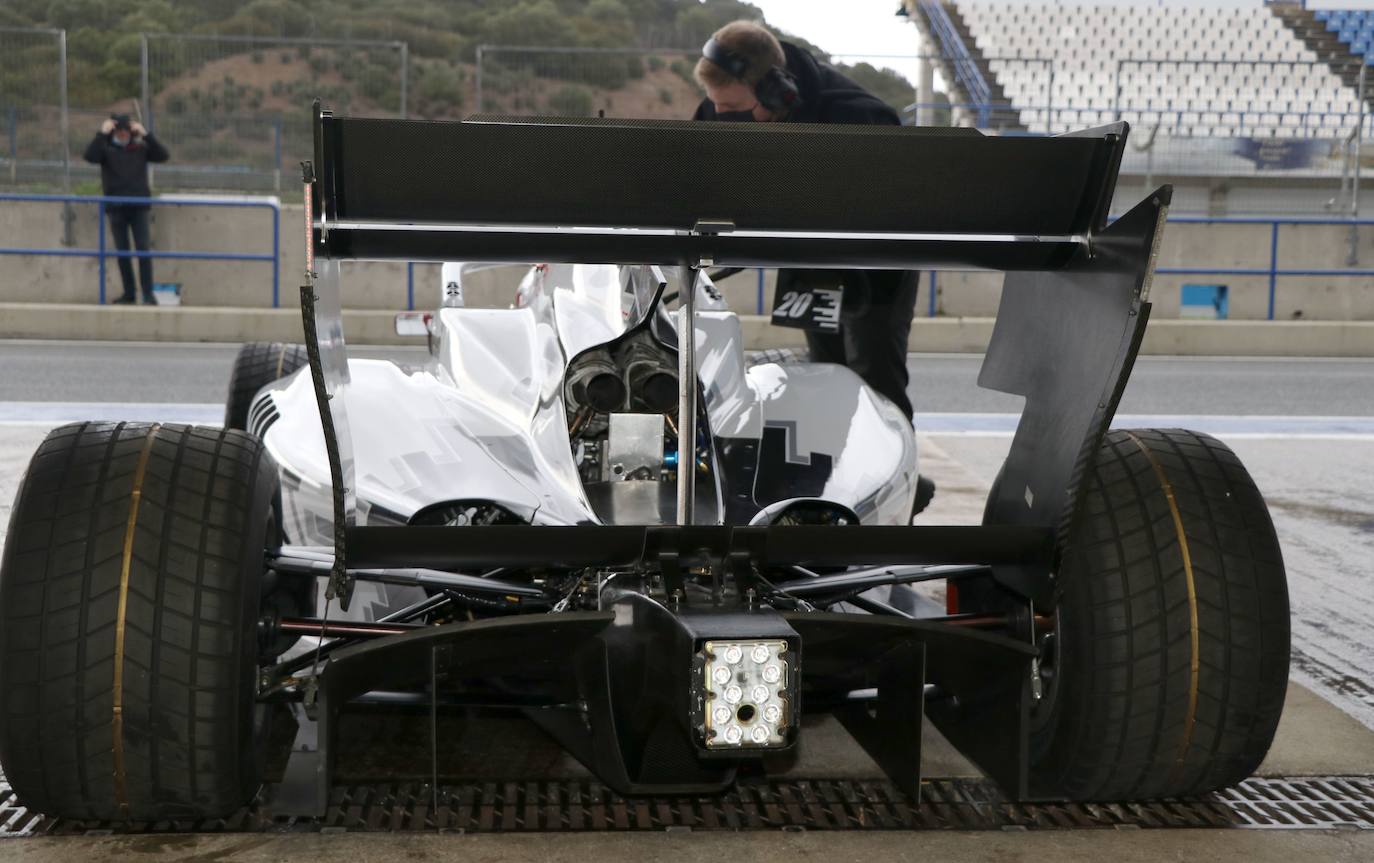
[945,0,1363,135]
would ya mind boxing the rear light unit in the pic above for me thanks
[698,639,792,750]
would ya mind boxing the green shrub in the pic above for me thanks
[418,63,463,109]
[547,85,593,117]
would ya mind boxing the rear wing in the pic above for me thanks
[310,107,1127,270]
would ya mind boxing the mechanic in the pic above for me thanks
[693,21,933,513]
[692,21,919,421]
[83,113,169,305]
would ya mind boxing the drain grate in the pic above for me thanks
[3,776,1373,836]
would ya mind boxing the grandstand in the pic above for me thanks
[912,0,1371,139]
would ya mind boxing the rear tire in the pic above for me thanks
[224,342,307,431]
[0,422,279,820]
[1029,428,1290,800]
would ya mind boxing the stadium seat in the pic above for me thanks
[952,0,1365,138]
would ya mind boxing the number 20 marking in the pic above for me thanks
[776,291,814,319]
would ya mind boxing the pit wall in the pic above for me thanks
[2,200,1372,322]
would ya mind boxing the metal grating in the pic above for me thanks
[2,776,1373,836]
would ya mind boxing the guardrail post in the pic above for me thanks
[407,262,415,311]
[272,203,281,308]
[97,200,106,304]
[928,270,938,317]
[755,267,764,314]
[1268,221,1279,321]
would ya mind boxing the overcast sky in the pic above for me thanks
[748,0,926,85]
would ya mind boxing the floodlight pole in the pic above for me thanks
[58,28,73,246]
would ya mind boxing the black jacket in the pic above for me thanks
[692,42,910,322]
[82,132,169,202]
[692,41,900,127]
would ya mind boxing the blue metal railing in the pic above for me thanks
[919,0,994,127]
[748,217,1373,323]
[926,216,1374,321]
[1155,216,1374,321]
[0,193,281,306]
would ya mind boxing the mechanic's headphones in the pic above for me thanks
[701,37,802,113]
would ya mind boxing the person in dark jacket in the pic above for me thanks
[692,22,920,422]
[83,113,169,304]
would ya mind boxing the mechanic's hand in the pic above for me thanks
[100,118,115,135]
[130,121,146,137]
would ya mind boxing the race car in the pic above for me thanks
[0,107,1290,820]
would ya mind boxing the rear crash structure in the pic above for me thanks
[0,107,1290,821]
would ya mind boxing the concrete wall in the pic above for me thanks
[925,217,1374,320]
[4,302,1371,355]
[2,199,1372,321]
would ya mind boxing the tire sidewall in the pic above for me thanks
[233,434,281,800]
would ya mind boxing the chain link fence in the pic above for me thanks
[1108,59,1368,215]
[473,46,702,119]
[0,28,69,191]
[471,47,936,124]
[142,34,407,192]
[3,34,1372,214]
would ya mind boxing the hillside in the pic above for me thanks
[1,0,925,122]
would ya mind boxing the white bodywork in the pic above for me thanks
[252,265,918,551]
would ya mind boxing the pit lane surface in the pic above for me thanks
[0,342,1371,859]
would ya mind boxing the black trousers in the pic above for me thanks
[788,269,920,421]
[107,205,154,301]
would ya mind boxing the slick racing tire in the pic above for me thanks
[0,423,279,820]
[224,341,308,430]
[1028,428,1290,800]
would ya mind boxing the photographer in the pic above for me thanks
[82,113,170,305]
